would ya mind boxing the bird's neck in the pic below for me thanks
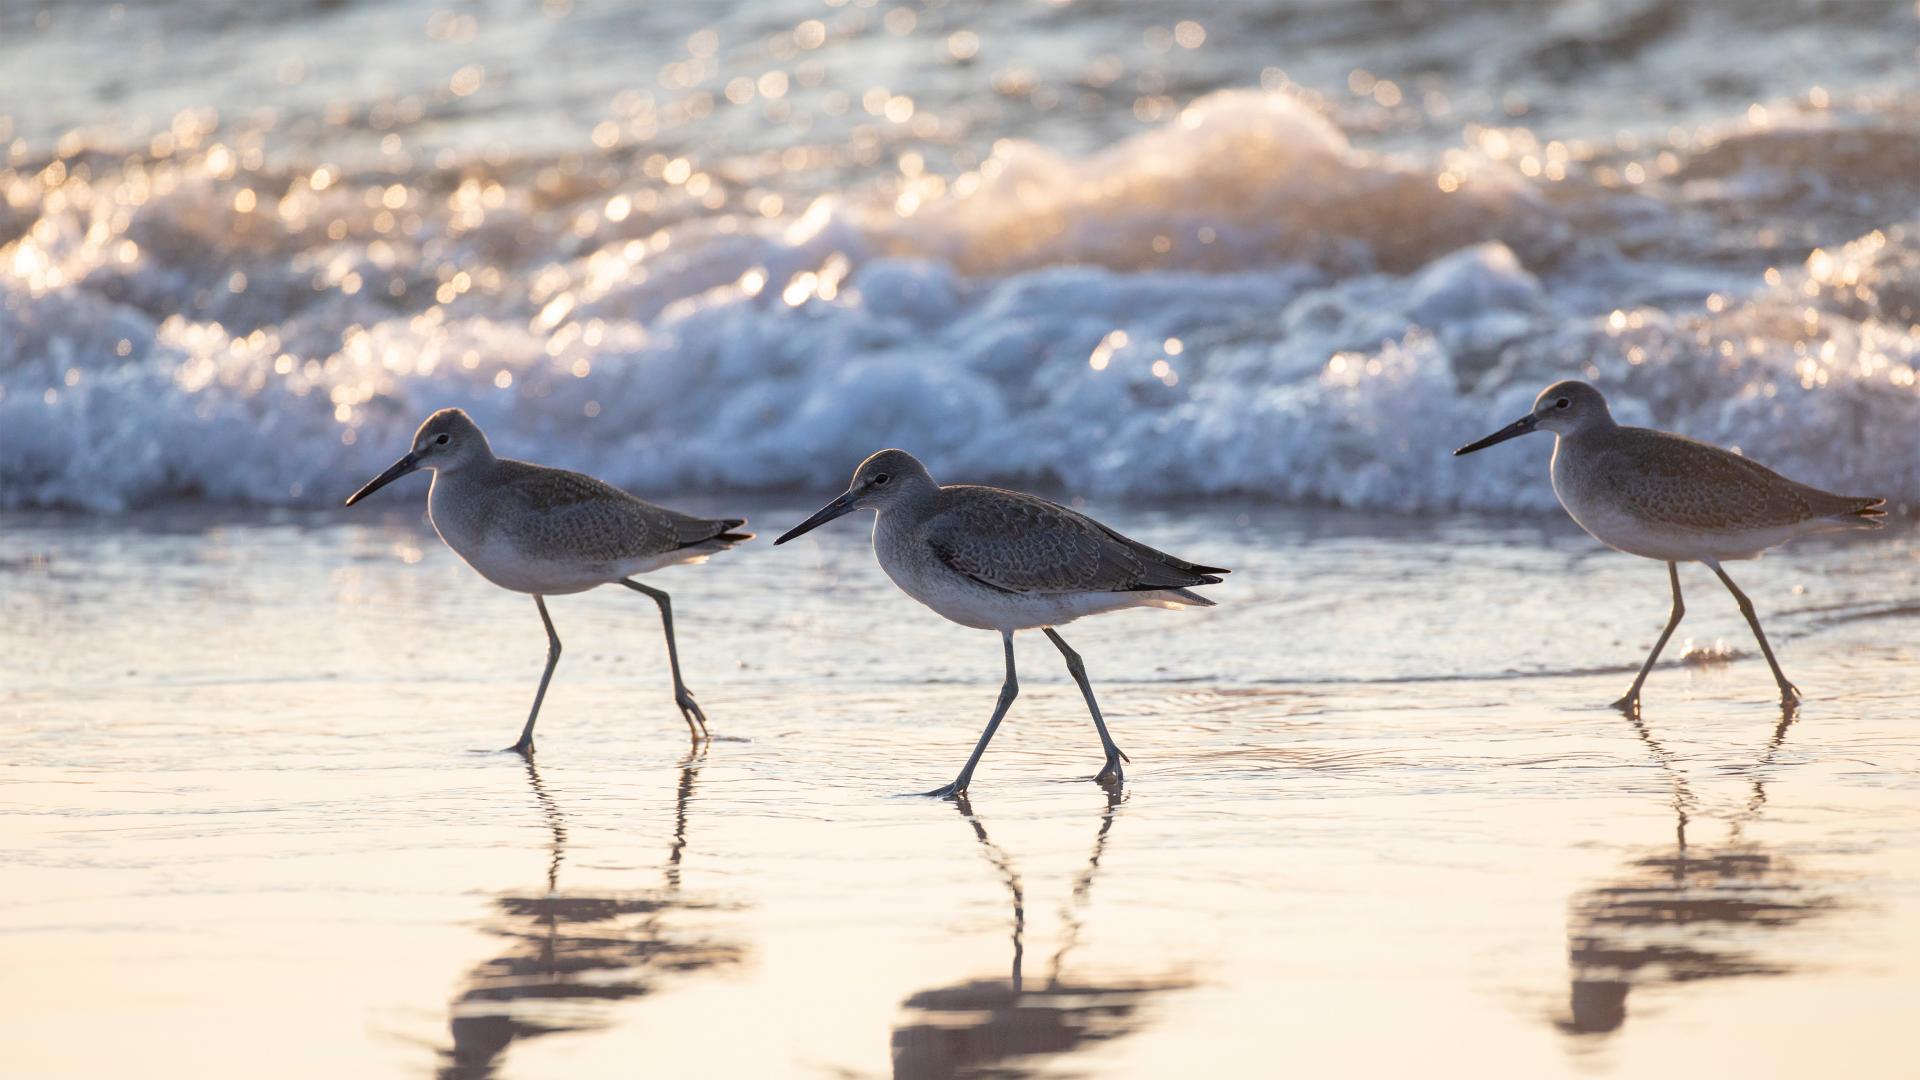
[1561,418,1617,445]
[902,482,941,511]
[875,490,937,528]
[435,450,500,481]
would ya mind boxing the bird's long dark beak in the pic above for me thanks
[774,490,858,544]
[1454,414,1539,456]
[344,452,421,506]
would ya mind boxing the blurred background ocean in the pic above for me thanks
[4,0,1919,511]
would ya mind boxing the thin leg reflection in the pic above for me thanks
[1556,711,1839,1039]
[440,749,746,1079]
[890,792,1190,1080]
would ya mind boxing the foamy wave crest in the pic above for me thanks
[4,89,1918,512]
[863,90,1561,276]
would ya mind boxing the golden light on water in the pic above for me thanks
[7,15,1920,1073]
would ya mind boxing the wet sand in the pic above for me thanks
[3,500,1917,1078]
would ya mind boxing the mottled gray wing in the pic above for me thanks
[1594,431,1822,531]
[497,462,740,562]
[923,486,1225,595]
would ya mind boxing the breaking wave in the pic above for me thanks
[5,82,1919,512]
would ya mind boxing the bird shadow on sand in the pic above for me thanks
[1550,708,1845,1041]
[433,746,748,1079]
[889,790,1192,1080]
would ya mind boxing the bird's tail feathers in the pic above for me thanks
[1826,495,1887,528]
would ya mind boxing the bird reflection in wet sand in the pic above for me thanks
[891,793,1191,1079]
[1556,712,1840,1038]
[439,750,745,1078]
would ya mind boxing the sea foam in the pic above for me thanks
[3,90,1917,512]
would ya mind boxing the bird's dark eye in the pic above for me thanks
[1554,398,1570,409]
[872,473,890,486]
[434,433,451,444]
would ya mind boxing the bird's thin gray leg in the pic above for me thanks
[622,579,709,739]
[510,595,561,755]
[1043,627,1129,788]
[1611,561,1685,715]
[1705,559,1801,707]
[923,631,1019,799]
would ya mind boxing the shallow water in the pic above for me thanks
[4,502,1917,1077]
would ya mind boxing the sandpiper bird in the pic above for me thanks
[344,408,751,752]
[1455,380,1883,711]
[773,449,1227,797]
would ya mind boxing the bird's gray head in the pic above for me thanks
[1529,380,1613,436]
[1454,380,1615,456]
[846,448,935,509]
[773,448,935,544]
[409,408,492,469]
[344,408,494,506]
